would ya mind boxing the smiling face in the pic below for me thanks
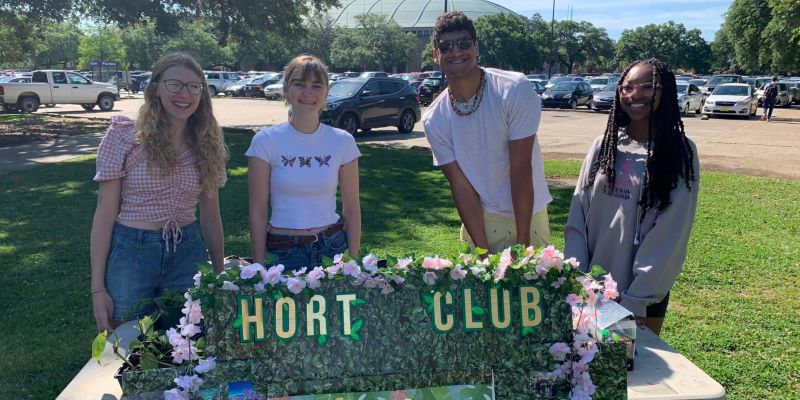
[156,66,203,123]
[433,30,480,79]
[286,76,328,115]
[619,64,661,122]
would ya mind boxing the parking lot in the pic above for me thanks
[37,95,800,180]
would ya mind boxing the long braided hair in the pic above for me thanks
[585,58,696,218]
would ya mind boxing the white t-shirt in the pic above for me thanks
[422,68,552,216]
[245,122,361,229]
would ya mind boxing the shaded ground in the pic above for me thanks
[0,114,109,148]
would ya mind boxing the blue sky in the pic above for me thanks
[492,0,732,41]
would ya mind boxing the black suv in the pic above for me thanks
[417,77,448,106]
[321,77,421,135]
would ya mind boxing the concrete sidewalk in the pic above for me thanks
[0,132,105,175]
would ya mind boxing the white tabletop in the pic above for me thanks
[58,324,725,400]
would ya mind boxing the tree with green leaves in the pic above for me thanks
[77,26,126,70]
[330,14,416,71]
[298,10,337,66]
[721,0,772,74]
[32,21,83,69]
[552,20,614,74]
[761,0,800,74]
[120,22,167,70]
[161,20,234,69]
[473,13,536,71]
[0,14,35,66]
[616,21,710,73]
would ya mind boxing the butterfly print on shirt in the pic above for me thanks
[299,156,313,167]
[315,155,332,167]
[281,155,296,167]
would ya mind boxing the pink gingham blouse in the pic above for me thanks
[94,116,226,244]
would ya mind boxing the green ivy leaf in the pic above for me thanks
[475,247,488,256]
[421,292,434,305]
[317,334,328,347]
[140,351,159,370]
[321,255,333,268]
[352,298,367,306]
[128,338,143,352]
[351,319,364,334]
[91,330,108,363]
[590,264,607,278]
[471,306,485,316]
[349,332,361,342]
[139,315,154,336]
[232,314,242,329]
[272,290,283,301]
[521,326,536,337]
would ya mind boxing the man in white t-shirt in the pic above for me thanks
[422,11,552,254]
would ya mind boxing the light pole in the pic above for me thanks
[548,0,556,79]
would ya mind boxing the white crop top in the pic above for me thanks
[245,122,360,229]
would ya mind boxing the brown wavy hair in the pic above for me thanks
[137,52,228,194]
[283,55,329,95]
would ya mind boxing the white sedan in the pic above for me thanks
[676,82,705,115]
[701,83,757,119]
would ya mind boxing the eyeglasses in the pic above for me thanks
[160,79,204,95]
[437,37,475,53]
[620,83,661,96]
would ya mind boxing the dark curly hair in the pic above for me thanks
[586,58,696,219]
[432,11,477,46]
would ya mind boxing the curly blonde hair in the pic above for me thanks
[137,52,228,194]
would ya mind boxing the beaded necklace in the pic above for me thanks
[449,68,486,116]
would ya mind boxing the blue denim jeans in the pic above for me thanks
[267,229,348,272]
[105,222,208,321]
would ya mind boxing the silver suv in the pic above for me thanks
[204,71,240,96]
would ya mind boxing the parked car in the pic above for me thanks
[0,77,31,83]
[541,81,593,109]
[245,73,281,97]
[589,84,617,111]
[262,79,285,100]
[705,74,743,94]
[204,71,241,96]
[688,78,708,92]
[0,70,118,113]
[701,83,757,118]
[359,72,388,78]
[587,76,611,92]
[417,77,448,106]
[756,82,792,107]
[321,77,421,135]
[780,80,800,104]
[676,82,705,115]
[225,76,258,97]
[528,79,546,95]
[526,74,548,81]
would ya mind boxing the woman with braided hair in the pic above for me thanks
[564,58,699,335]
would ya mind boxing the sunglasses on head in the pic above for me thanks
[437,37,475,53]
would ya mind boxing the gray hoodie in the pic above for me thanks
[564,133,699,316]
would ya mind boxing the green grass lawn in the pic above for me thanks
[0,132,798,399]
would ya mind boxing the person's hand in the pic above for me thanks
[92,290,115,332]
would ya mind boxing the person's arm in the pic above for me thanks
[90,179,121,332]
[563,139,602,272]
[508,135,534,246]
[339,159,361,257]
[248,157,270,265]
[622,155,701,317]
[440,161,489,250]
[199,190,224,272]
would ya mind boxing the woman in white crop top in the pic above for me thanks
[247,55,361,271]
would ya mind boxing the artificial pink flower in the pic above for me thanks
[333,253,344,265]
[166,328,185,347]
[325,264,342,279]
[171,342,198,364]
[285,277,306,294]
[174,374,203,392]
[240,263,264,280]
[566,293,583,307]
[364,277,380,289]
[178,318,201,337]
[362,254,379,274]
[195,357,216,374]
[221,281,239,291]
[343,261,361,277]
[254,282,266,293]
[353,272,369,286]
[192,272,202,288]
[306,267,325,289]
[293,267,307,276]
[181,299,203,325]
[389,275,405,284]
[422,256,442,270]
[164,388,189,400]
[567,257,580,268]
[538,245,564,269]
[523,271,539,280]
[260,264,284,286]
[469,266,485,277]
[499,248,513,269]
[551,276,567,288]
[525,246,536,258]
[378,279,394,294]
[394,257,413,271]
[450,265,467,281]
[549,342,571,361]
[423,271,438,285]
[493,263,508,283]
[602,274,619,300]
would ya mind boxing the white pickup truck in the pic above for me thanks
[0,70,119,113]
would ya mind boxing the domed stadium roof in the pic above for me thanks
[328,0,518,28]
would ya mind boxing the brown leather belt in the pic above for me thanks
[266,222,344,249]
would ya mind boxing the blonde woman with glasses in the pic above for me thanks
[90,53,228,332]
